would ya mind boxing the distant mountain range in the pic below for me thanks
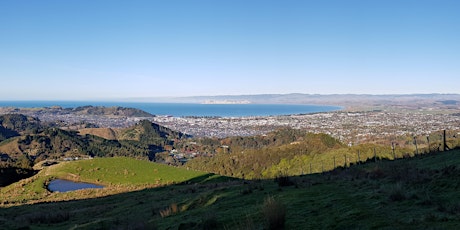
[126,93,460,111]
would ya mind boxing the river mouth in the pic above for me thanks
[48,179,104,192]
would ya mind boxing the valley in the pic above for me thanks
[0,100,459,229]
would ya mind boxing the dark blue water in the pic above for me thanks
[47,179,103,192]
[0,101,341,117]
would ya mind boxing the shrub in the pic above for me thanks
[262,196,286,230]
[275,175,294,187]
[368,166,385,179]
[388,183,406,202]
[19,211,70,224]
[240,186,253,195]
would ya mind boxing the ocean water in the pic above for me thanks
[0,101,341,117]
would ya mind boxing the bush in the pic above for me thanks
[388,183,406,202]
[275,175,294,187]
[262,196,286,230]
[19,211,70,224]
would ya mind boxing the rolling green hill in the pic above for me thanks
[0,150,459,229]
[0,157,213,206]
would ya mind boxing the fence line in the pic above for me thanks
[297,129,460,175]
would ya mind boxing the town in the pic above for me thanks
[3,106,458,146]
[151,111,460,145]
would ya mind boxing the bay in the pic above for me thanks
[0,101,341,117]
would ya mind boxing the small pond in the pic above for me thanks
[48,179,104,192]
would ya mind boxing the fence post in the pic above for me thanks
[392,142,396,160]
[373,147,377,162]
[426,135,430,153]
[357,150,361,164]
[443,130,449,151]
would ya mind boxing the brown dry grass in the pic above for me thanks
[78,128,119,140]
[0,137,21,155]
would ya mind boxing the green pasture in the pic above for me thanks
[0,150,459,229]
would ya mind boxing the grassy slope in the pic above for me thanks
[78,128,119,140]
[0,157,211,206]
[1,150,460,229]
[0,136,21,154]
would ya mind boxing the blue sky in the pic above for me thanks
[0,0,459,100]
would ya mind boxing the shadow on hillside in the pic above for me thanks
[0,168,38,187]
[0,172,244,229]
[1,149,460,229]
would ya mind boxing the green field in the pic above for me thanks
[0,157,214,206]
[1,150,460,229]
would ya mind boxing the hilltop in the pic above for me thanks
[0,105,154,130]
[0,105,154,118]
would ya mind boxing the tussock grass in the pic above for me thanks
[17,211,70,224]
[262,196,286,230]
[159,203,179,218]
[388,183,407,202]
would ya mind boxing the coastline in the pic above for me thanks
[0,101,341,117]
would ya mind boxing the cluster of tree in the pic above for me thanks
[0,166,36,187]
[0,114,42,141]
[172,127,334,156]
[0,115,187,169]
[185,128,415,179]
[185,130,346,179]
[0,126,19,142]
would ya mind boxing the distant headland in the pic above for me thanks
[125,93,460,112]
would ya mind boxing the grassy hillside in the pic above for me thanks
[78,128,119,140]
[78,120,187,143]
[186,132,413,179]
[0,150,459,229]
[0,157,212,206]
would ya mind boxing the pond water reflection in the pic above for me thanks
[48,179,104,192]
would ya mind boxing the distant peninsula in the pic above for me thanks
[201,100,251,104]
[0,105,154,118]
[127,93,460,112]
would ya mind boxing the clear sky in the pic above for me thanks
[0,0,459,100]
